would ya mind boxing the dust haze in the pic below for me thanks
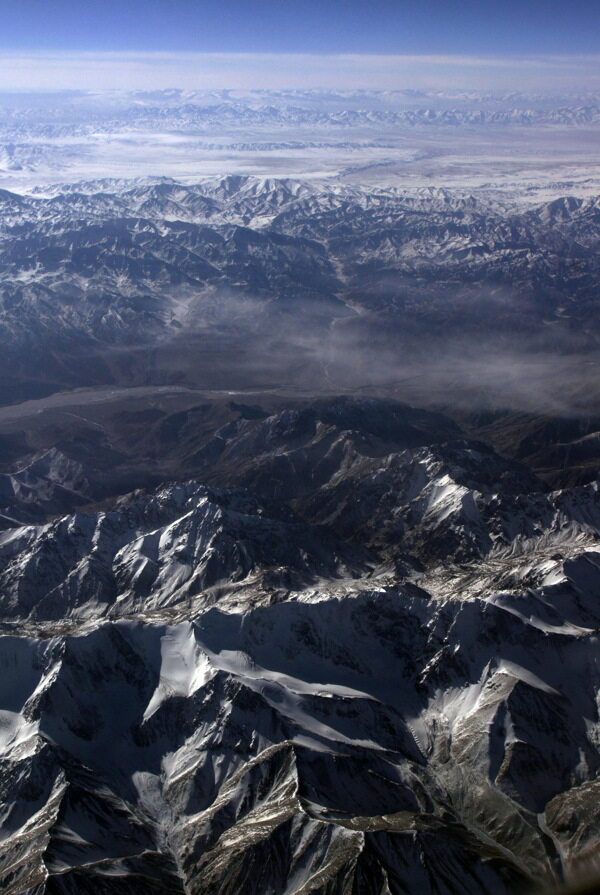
[91,290,600,420]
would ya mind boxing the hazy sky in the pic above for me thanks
[0,0,598,90]
[1,0,599,54]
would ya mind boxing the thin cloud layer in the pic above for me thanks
[0,51,599,91]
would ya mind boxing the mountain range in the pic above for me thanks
[0,394,598,892]
[0,168,599,892]
[0,175,599,414]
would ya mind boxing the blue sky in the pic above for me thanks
[0,0,598,90]
[0,0,599,55]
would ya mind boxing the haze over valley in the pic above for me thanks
[0,8,600,891]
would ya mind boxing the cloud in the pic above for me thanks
[0,51,599,91]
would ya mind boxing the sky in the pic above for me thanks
[0,0,598,90]
[1,0,599,55]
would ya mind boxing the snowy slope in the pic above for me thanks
[0,399,598,892]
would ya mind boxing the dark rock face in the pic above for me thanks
[1,176,600,410]
[0,395,599,893]
[0,173,600,892]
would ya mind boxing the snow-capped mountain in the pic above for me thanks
[0,88,599,200]
[0,175,599,411]
[0,396,599,893]
[0,156,599,893]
